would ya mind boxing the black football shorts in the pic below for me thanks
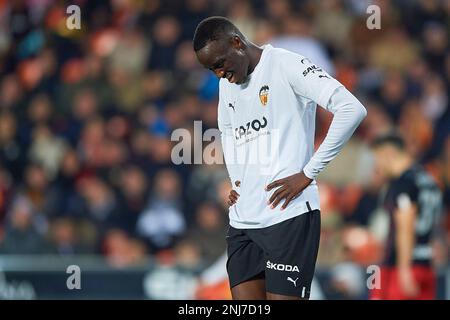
[226,209,321,299]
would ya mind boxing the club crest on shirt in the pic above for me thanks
[259,85,269,106]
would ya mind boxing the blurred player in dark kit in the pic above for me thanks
[370,134,442,300]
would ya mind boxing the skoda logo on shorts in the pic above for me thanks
[266,260,300,273]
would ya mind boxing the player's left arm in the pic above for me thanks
[267,53,367,209]
[394,199,420,296]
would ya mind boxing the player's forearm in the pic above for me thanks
[395,209,416,270]
[302,87,367,179]
[396,229,414,270]
[221,128,239,184]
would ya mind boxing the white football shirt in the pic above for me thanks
[218,44,366,229]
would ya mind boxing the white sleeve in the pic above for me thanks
[279,51,367,179]
[280,51,343,108]
[302,86,367,179]
[218,95,239,185]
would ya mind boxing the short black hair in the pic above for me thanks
[193,16,240,52]
[371,133,406,151]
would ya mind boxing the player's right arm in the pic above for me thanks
[217,86,240,205]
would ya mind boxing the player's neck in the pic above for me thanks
[391,155,413,178]
[246,44,264,76]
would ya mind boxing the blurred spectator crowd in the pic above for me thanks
[0,0,449,297]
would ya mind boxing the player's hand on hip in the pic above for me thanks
[227,189,240,206]
[265,171,313,210]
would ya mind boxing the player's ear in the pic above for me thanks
[230,35,244,50]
